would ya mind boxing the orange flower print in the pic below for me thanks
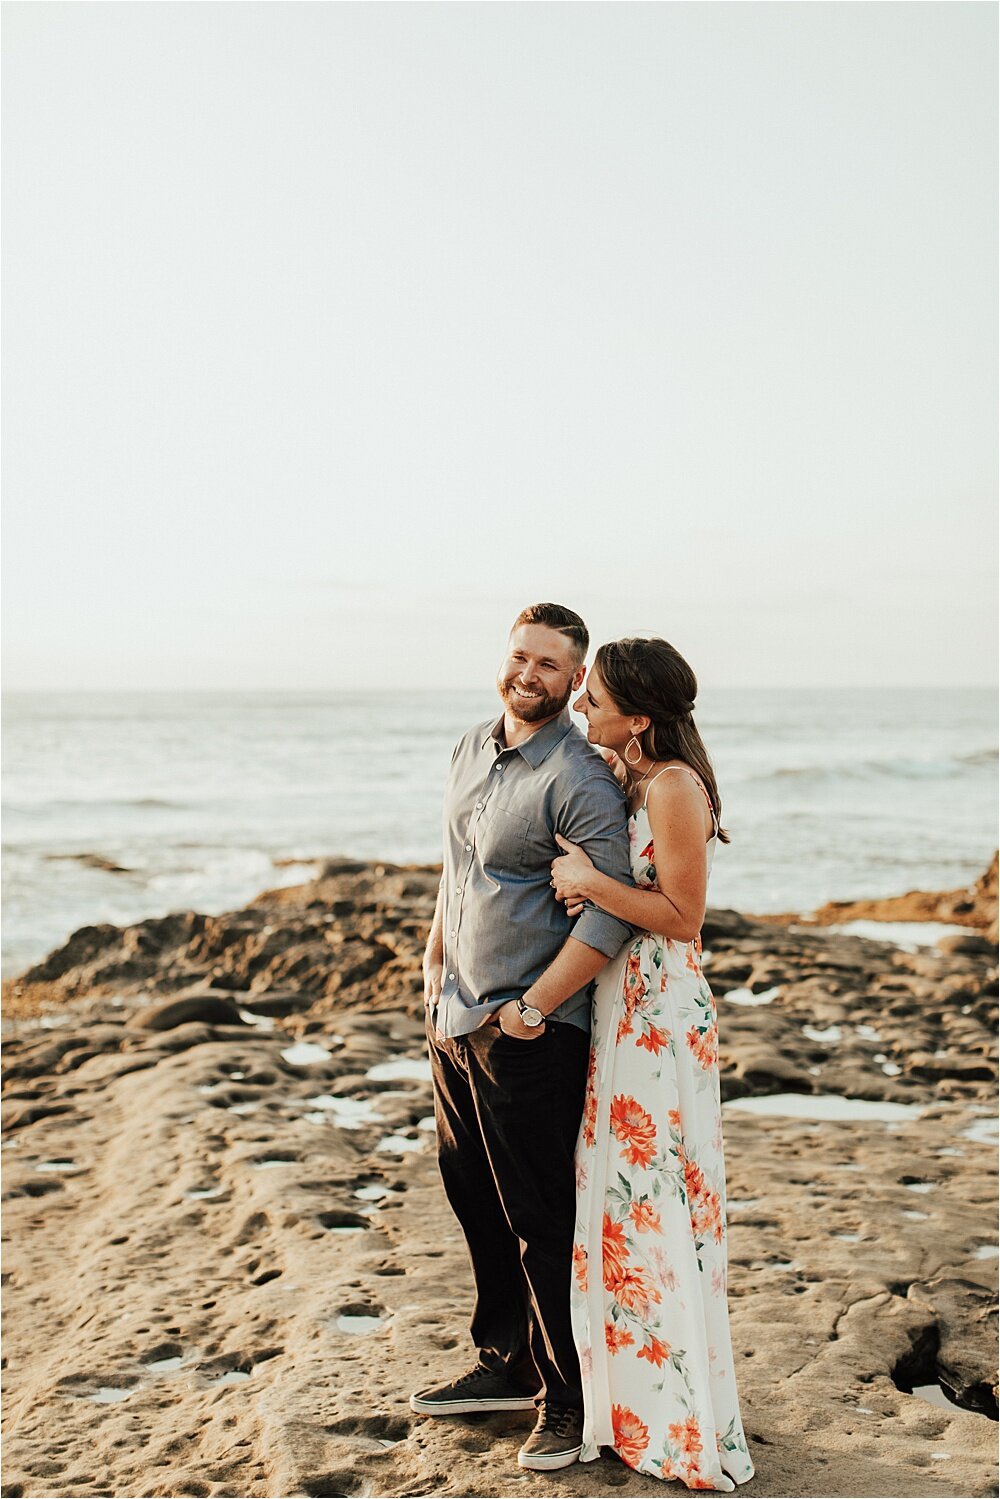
[649,1243,679,1292]
[624,949,645,1000]
[628,1199,662,1235]
[686,1022,719,1071]
[640,840,655,861]
[668,1416,704,1459]
[602,1212,630,1288]
[668,1108,682,1131]
[636,1333,671,1367]
[617,951,646,1043]
[610,1094,657,1168]
[605,1322,635,1354]
[685,943,702,974]
[572,1242,588,1292]
[683,1154,703,1197]
[685,1472,716,1490]
[582,1046,597,1148]
[683,1154,723,1241]
[609,1263,662,1319]
[636,1022,670,1055]
[612,1405,650,1468]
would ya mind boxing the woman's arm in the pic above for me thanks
[552,773,710,942]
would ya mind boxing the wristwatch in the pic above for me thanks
[516,998,545,1028]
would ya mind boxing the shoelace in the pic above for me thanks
[537,1402,580,1438]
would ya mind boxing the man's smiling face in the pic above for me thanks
[496,623,586,726]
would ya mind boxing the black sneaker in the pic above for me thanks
[409,1363,539,1416]
[517,1402,584,1470]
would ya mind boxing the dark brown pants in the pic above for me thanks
[426,1015,590,1407]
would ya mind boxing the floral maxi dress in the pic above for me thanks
[570,771,754,1491]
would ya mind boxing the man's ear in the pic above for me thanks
[572,665,586,690]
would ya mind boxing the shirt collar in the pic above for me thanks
[482,708,574,768]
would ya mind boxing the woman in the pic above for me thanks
[551,637,754,1491]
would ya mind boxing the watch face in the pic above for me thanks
[519,1004,544,1027]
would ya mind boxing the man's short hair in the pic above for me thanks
[511,603,589,666]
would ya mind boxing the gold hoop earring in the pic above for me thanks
[623,736,644,767]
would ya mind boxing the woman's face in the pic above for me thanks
[573,667,641,752]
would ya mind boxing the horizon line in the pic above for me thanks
[3,683,997,696]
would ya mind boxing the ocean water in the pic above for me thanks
[2,688,996,977]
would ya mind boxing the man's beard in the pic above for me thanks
[497,675,573,724]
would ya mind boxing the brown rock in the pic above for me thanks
[130,995,246,1031]
[908,1278,999,1418]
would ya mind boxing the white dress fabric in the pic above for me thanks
[570,769,754,1490]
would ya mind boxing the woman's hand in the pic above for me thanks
[551,835,598,915]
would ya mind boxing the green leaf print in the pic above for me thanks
[720,1416,750,1456]
[606,1185,631,1219]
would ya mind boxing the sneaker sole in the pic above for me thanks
[409,1393,538,1415]
[517,1445,583,1471]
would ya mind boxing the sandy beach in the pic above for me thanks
[2,857,997,1499]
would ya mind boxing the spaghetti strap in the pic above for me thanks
[643,764,719,835]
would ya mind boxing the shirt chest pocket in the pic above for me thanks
[476,806,531,873]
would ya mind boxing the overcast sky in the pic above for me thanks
[3,2,996,691]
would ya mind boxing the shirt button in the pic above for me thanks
[465,843,472,851]
[475,802,483,810]
[448,973,455,981]
[456,886,461,893]
[450,930,456,938]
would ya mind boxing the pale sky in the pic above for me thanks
[3,2,996,691]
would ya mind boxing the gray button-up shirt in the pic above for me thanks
[435,708,634,1037]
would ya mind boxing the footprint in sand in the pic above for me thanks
[198,1346,283,1387]
[316,1209,370,1233]
[325,1412,411,1450]
[242,1253,283,1287]
[56,1372,142,1404]
[251,1267,283,1286]
[299,1470,369,1498]
[335,1299,390,1335]
[231,1210,270,1245]
[3,1179,62,1199]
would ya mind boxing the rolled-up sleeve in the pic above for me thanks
[557,773,634,957]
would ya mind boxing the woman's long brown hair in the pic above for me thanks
[595,637,730,843]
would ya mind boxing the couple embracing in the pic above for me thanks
[410,603,754,1492]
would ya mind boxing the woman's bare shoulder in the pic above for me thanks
[645,763,712,824]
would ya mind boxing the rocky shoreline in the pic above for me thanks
[2,859,998,1499]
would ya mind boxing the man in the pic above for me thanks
[409,603,634,1472]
